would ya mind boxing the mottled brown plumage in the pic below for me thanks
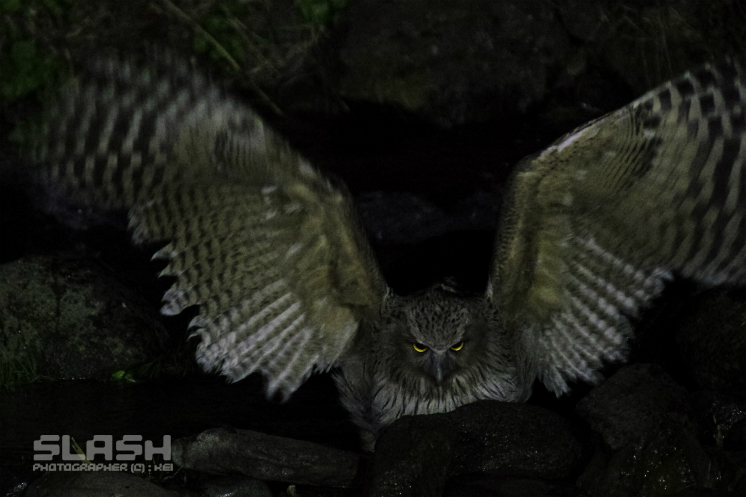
[28,53,746,450]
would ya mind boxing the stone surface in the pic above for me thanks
[198,476,273,497]
[724,418,746,451]
[674,289,746,394]
[338,0,570,125]
[577,419,719,497]
[357,190,499,246]
[556,0,746,95]
[576,363,689,450]
[25,472,176,497]
[443,477,579,497]
[712,450,746,495]
[366,401,583,497]
[574,364,746,496]
[172,427,361,488]
[0,255,169,384]
[688,391,746,450]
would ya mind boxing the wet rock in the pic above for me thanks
[577,419,719,497]
[556,0,746,95]
[576,363,689,450]
[172,427,361,488]
[443,476,579,497]
[573,364,741,496]
[25,472,175,497]
[338,0,570,125]
[0,470,30,497]
[0,255,169,384]
[357,190,499,246]
[724,419,746,452]
[686,391,746,494]
[356,190,499,291]
[688,391,746,450]
[668,490,743,497]
[556,0,605,43]
[674,289,746,394]
[711,450,746,495]
[198,476,273,497]
[367,401,582,497]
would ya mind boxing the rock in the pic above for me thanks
[25,472,176,497]
[711,450,746,496]
[688,391,746,450]
[576,363,689,450]
[366,401,583,497]
[686,391,746,494]
[724,419,746,452]
[0,255,169,384]
[356,190,499,292]
[198,476,273,497]
[357,191,499,246]
[172,427,361,488]
[338,0,570,125]
[443,477,579,497]
[668,490,743,497]
[577,419,719,497]
[0,469,29,497]
[674,289,746,394]
[573,364,744,496]
[556,0,746,95]
[556,0,605,43]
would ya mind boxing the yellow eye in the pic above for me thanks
[450,341,464,351]
[413,343,427,353]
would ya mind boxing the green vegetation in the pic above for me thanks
[294,0,349,26]
[0,342,45,390]
[0,0,333,116]
[0,40,64,100]
[111,369,137,383]
[189,0,252,71]
[109,340,201,384]
[188,0,347,76]
[0,0,74,101]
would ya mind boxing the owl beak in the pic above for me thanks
[425,352,448,384]
[434,363,445,384]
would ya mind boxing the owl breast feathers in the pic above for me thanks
[28,53,746,449]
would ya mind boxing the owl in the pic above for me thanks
[28,53,746,451]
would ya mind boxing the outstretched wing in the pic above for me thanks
[31,53,388,398]
[490,60,746,395]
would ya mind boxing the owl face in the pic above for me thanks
[380,290,491,388]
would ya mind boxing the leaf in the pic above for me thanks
[0,0,21,13]
[41,0,64,18]
[10,40,37,62]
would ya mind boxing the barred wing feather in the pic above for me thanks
[31,54,388,398]
[491,60,746,395]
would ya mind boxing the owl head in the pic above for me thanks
[379,288,493,388]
